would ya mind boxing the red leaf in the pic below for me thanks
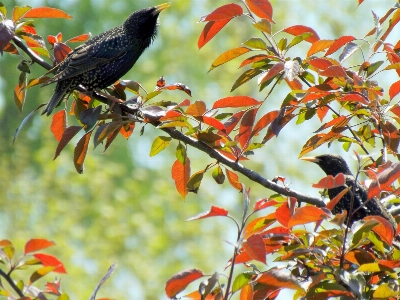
[314,115,349,133]
[254,198,279,212]
[235,249,253,265]
[312,173,346,189]
[337,93,368,105]
[288,206,330,228]
[239,54,269,68]
[25,239,55,255]
[165,269,204,298]
[275,201,291,227]
[283,25,320,43]
[319,65,347,77]
[389,80,400,100]
[259,62,284,84]
[225,168,243,191]
[54,126,81,160]
[317,105,329,121]
[200,3,243,22]
[73,131,92,174]
[224,110,246,134]
[367,162,400,199]
[33,253,66,273]
[212,96,260,109]
[364,216,394,245]
[53,42,72,63]
[186,206,228,221]
[243,234,267,264]
[50,110,67,142]
[198,19,230,49]
[246,0,274,23]
[237,108,258,149]
[308,58,333,70]
[256,268,302,291]
[171,158,191,199]
[307,40,334,56]
[251,110,279,138]
[244,214,276,238]
[23,7,72,19]
[325,35,356,56]
[201,116,226,131]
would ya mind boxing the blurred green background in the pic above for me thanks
[0,0,396,299]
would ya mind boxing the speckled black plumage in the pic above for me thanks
[303,154,396,228]
[42,3,169,116]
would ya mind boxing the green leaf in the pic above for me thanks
[243,37,267,50]
[0,2,7,17]
[212,165,225,184]
[366,60,384,77]
[144,90,161,102]
[150,136,171,157]
[13,103,46,145]
[232,272,254,293]
[253,19,271,34]
[231,68,263,92]
[287,32,313,49]
[277,38,287,51]
[176,143,186,164]
[186,170,205,193]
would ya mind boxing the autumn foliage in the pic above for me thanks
[2,0,400,299]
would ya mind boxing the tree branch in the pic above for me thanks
[0,268,24,298]
[162,127,325,207]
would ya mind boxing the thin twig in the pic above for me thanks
[0,268,24,298]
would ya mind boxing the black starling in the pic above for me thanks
[41,3,170,116]
[301,154,397,229]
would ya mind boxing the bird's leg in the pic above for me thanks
[94,90,124,112]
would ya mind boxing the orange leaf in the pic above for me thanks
[319,65,347,77]
[119,124,135,139]
[317,106,329,122]
[200,3,243,22]
[54,126,81,160]
[198,19,230,49]
[275,201,291,227]
[23,7,72,19]
[25,239,55,255]
[326,187,350,212]
[389,80,400,100]
[209,47,251,71]
[283,25,320,43]
[33,253,66,273]
[307,40,334,56]
[314,115,349,133]
[251,110,279,138]
[165,269,204,298]
[325,35,356,56]
[67,33,90,43]
[186,100,206,116]
[256,268,302,291]
[243,234,267,264]
[186,206,229,221]
[171,158,191,199]
[312,173,346,189]
[246,0,274,23]
[225,168,242,191]
[288,206,330,228]
[212,96,260,109]
[53,42,72,63]
[237,108,258,149]
[240,284,254,300]
[73,131,92,174]
[364,216,394,245]
[50,110,67,142]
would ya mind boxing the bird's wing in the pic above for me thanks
[46,32,129,84]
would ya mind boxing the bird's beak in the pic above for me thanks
[300,156,320,163]
[154,3,171,14]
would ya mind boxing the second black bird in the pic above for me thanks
[301,154,396,228]
[42,3,170,116]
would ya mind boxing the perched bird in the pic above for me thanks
[41,3,170,116]
[301,154,396,228]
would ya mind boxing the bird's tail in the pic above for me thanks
[42,82,70,116]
